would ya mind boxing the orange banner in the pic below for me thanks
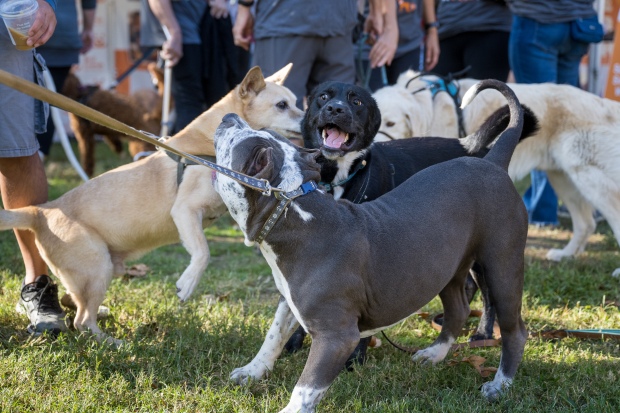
[605,4,620,100]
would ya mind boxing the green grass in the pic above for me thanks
[0,142,619,412]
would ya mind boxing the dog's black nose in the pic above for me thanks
[326,101,347,114]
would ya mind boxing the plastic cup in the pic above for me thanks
[0,0,38,51]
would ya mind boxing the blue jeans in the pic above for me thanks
[509,15,589,226]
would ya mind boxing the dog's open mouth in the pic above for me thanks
[320,124,353,150]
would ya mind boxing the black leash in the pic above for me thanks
[109,47,157,90]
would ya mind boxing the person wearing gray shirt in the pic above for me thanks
[434,0,512,81]
[233,0,358,108]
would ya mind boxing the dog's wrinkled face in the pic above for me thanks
[302,82,381,159]
[214,113,320,245]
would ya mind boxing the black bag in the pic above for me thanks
[570,15,604,44]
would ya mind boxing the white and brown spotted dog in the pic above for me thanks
[0,65,303,344]
[214,79,528,412]
[374,70,620,277]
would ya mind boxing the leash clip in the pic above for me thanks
[261,180,273,197]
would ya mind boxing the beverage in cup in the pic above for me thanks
[0,0,38,51]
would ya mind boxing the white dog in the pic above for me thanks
[373,70,620,277]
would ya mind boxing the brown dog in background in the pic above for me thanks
[62,73,160,176]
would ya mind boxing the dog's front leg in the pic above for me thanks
[546,171,596,260]
[280,327,359,413]
[230,296,299,384]
[171,175,222,301]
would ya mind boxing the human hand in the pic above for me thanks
[209,0,229,19]
[424,28,440,71]
[368,23,397,68]
[161,31,183,67]
[363,7,383,42]
[80,29,94,54]
[232,5,253,51]
[27,0,56,48]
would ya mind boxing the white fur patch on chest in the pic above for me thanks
[261,243,308,332]
[333,150,366,201]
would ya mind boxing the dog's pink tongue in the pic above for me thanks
[324,127,346,149]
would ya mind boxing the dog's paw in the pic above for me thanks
[230,364,268,385]
[480,377,512,402]
[411,345,448,365]
[101,335,125,349]
[411,339,453,365]
[612,268,620,278]
[175,278,198,302]
[546,248,573,262]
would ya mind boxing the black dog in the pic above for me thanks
[283,81,538,367]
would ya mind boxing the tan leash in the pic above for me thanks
[0,68,284,195]
[0,68,201,167]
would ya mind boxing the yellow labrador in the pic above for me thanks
[0,65,304,344]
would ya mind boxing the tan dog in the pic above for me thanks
[62,73,160,176]
[373,70,620,277]
[0,65,303,343]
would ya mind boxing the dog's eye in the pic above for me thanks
[386,121,395,127]
[320,93,328,101]
[352,98,362,106]
[276,101,289,110]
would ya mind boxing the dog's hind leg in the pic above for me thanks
[468,263,497,342]
[412,266,471,365]
[102,134,124,155]
[478,242,527,400]
[556,168,620,277]
[284,326,307,353]
[74,128,96,177]
[546,170,596,261]
[230,296,300,385]
[59,254,117,345]
[588,190,620,277]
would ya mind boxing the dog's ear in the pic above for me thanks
[265,63,293,85]
[297,147,321,162]
[239,66,267,98]
[247,147,274,178]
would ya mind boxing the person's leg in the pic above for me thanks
[254,36,317,109]
[556,37,590,87]
[310,34,356,96]
[36,66,71,156]
[462,31,510,81]
[433,35,465,77]
[0,155,48,280]
[0,34,66,334]
[509,16,566,226]
[171,43,206,133]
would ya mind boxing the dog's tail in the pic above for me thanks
[460,79,525,171]
[460,104,539,155]
[0,207,38,232]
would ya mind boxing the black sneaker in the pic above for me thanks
[16,275,68,336]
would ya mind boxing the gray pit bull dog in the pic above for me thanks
[213,79,528,412]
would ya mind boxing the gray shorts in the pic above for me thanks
[254,34,356,109]
[0,27,39,158]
